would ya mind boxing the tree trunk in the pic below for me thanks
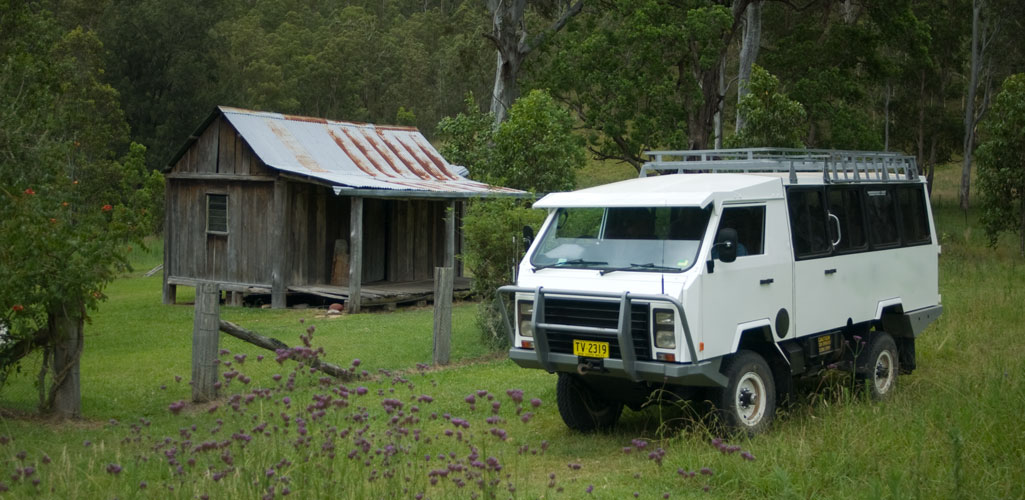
[736,0,762,133]
[49,303,84,418]
[884,82,891,151]
[961,0,985,210]
[486,0,526,125]
[486,0,583,126]
[714,55,726,149]
[1020,196,1024,257]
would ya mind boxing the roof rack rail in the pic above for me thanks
[641,148,919,184]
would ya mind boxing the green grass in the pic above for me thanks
[1,161,1023,499]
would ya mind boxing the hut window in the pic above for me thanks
[206,194,228,234]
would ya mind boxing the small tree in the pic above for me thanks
[726,65,808,149]
[0,5,155,416]
[976,73,1025,256]
[460,199,546,347]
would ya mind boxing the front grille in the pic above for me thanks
[542,298,651,360]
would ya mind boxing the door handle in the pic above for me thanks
[760,278,774,285]
[824,268,837,275]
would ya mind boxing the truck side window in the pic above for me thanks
[898,185,931,245]
[787,189,831,258]
[827,187,867,253]
[865,188,900,248]
[716,206,765,256]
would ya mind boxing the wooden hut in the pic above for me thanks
[162,106,524,311]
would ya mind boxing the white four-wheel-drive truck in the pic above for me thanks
[498,149,943,434]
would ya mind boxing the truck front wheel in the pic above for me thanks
[556,373,623,432]
[713,350,776,435]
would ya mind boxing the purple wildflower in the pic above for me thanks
[168,400,186,415]
[506,389,524,403]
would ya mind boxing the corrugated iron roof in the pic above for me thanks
[173,106,526,198]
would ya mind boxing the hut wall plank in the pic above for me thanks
[240,141,253,176]
[217,118,235,174]
[362,198,387,282]
[233,134,243,175]
[195,118,219,174]
[226,184,241,280]
[313,187,327,283]
[414,200,431,281]
[289,183,309,285]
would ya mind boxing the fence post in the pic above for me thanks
[192,282,220,402]
[433,267,453,365]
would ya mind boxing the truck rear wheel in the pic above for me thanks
[712,350,775,435]
[856,331,898,400]
[556,373,623,432]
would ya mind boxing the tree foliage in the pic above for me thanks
[725,65,807,148]
[530,0,736,170]
[976,73,1025,255]
[438,90,584,194]
[0,0,153,414]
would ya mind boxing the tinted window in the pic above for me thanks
[787,189,831,258]
[864,188,899,248]
[827,187,866,253]
[717,206,765,256]
[898,185,931,245]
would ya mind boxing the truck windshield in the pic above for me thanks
[530,206,711,272]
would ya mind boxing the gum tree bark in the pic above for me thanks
[485,0,583,126]
[735,0,762,134]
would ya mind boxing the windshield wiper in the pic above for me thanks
[532,259,608,272]
[599,262,680,275]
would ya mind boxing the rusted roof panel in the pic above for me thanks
[217,106,524,197]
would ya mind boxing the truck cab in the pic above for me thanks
[499,149,943,434]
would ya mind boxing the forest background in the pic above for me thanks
[12,0,1025,195]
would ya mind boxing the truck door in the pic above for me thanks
[788,186,877,336]
[700,202,794,359]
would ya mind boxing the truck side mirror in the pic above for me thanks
[716,228,738,263]
[522,225,534,250]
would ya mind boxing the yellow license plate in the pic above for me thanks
[573,339,610,358]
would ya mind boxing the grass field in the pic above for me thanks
[0,162,1022,499]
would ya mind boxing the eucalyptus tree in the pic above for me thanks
[485,0,583,125]
[531,0,753,171]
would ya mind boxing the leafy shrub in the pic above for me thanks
[438,90,585,194]
[727,65,807,149]
[977,73,1025,255]
[460,199,545,347]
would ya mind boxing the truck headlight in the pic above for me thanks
[518,301,534,338]
[653,309,675,349]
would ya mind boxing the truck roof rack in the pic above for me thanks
[641,148,919,184]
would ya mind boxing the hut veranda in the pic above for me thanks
[162,106,524,312]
